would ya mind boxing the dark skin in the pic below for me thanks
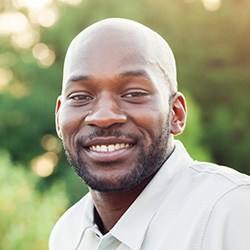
[56,19,187,234]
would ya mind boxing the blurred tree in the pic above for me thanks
[178,92,212,162]
[0,151,68,250]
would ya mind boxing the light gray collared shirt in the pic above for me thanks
[49,140,250,250]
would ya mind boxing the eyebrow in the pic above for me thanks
[65,69,152,87]
[119,69,151,80]
[65,75,90,86]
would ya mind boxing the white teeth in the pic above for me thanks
[90,143,130,152]
[108,145,115,151]
[100,145,108,152]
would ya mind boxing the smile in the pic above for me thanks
[89,143,131,152]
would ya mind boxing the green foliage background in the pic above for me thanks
[0,0,249,249]
[0,151,68,249]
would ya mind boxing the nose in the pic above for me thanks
[85,95,127,128]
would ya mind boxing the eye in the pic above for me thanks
[68,93,93,103]
[70,95,92,100]
[121,90,149,104]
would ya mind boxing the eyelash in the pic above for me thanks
[122,91,148,98]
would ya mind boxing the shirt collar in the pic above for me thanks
[80,193,95,229]
[109,140,193,249]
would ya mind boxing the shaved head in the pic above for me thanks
[56,18,187,192]
[63,18,178,93]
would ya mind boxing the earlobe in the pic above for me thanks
[170,92,187,135]
[55,96,63,139]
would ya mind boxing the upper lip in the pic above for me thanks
[83,136,135,148]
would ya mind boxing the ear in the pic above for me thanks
[55,96,63,139]
[170,92,187,135]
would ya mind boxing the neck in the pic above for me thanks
[90,177,152,234]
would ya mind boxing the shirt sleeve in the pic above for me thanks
[201,185,250,250]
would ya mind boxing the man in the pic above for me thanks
[50,18,250,250]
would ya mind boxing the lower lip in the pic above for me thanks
[84,146,135,163]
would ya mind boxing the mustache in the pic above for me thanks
[77,129,140,145]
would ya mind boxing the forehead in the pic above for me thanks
[63,28,155,82]
[62,21,177,96]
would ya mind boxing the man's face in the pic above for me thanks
[56,30,175,192]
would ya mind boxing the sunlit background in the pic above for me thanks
[1,0,250,249]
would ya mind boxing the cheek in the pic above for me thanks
[128,104,169,140]
[58,106,85,142]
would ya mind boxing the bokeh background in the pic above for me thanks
[0,0,250,249]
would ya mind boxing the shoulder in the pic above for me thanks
[201,185,250,249]
[191,162,250,249]
[189,161,250,186]
[49,193,92,250]
[189,161,250,212]
[174,140,250,188]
